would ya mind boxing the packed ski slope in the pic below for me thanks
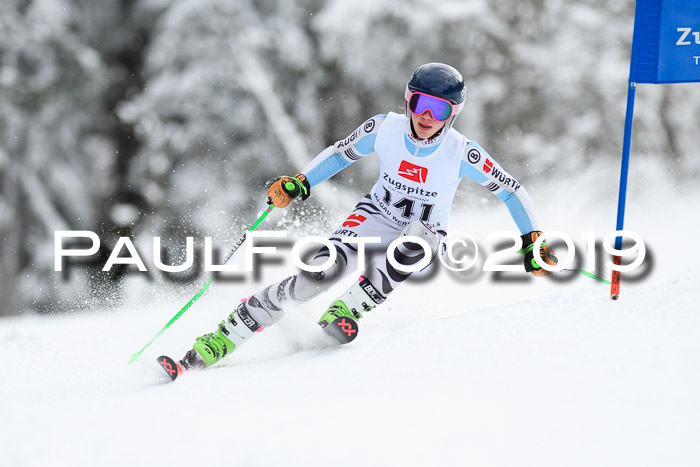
[2,158,699,467]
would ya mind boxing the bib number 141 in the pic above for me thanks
[383,188,434,221]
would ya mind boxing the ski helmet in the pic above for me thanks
[405,63,466,130]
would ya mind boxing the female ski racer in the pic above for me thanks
[175,63,558,370]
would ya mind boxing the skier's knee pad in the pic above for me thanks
[291,241,350,301]
[394,220,440,264]
[293,269,336,301]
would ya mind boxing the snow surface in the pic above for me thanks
[2,157,699,467]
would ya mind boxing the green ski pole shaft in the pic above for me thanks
[561,268,611,285]
[128,205,275,363]
[518,244,610,285]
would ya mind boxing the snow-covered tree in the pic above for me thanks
[0,0,164,314]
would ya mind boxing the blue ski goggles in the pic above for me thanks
[406,91,455,122]
[404,87,465,122]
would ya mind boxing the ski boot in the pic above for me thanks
[318,276,385,344]
[185,328,234,368]
[181,301,263,369]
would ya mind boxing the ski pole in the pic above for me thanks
[128,205,275,364]
[560,268,610,285]
[518,244,610,285]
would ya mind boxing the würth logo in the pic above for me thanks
[483,159,493,173]
[398,160,428,183]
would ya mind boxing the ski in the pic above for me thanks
[156,355,186,382]
[319,316,359,344]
